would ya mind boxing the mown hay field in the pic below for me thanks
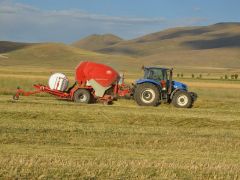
[0,67,240,179]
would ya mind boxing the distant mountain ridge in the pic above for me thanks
[0,42,138,71]
[0,41,36,53]
[72,34,123,51]
[1,22,240,69]
[72,23,240,57]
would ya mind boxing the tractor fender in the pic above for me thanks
[136,79,161,87]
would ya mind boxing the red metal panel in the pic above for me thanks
[75,61,119,87]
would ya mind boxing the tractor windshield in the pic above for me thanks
[144,68,168,81]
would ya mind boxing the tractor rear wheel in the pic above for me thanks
[73,89,91,104]
[134,83,160,106]
[172,91,192,108]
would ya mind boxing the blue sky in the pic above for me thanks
[0,0,239,43]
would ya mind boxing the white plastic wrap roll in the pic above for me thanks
[48,73,69,91]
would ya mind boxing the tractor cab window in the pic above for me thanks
[144,68,167,81]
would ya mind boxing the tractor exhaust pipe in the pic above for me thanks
[168,69,173,95]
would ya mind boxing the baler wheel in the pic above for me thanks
[73,89,91,104]
[13,94,19,100]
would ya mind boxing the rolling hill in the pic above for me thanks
[75,23,240,56]
[72,23,240,68]
[0,41,35,53]
[1,23,240,70]
[0,42,139,72]
[72,34,123,51]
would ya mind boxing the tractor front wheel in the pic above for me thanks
[73,89,91,104]
[172,91,192,108]
[134,83,160,106]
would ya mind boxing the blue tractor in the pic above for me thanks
[133,67,197,108]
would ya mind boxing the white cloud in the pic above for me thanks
[0,2,166,24]
[0,1,39,14]
[0,1,207,43]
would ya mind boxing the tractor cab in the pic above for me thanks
[142,67,173,93]
[143,67,170,82]
[142,67,189,93]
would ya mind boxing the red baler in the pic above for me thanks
[14,61,132,104]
